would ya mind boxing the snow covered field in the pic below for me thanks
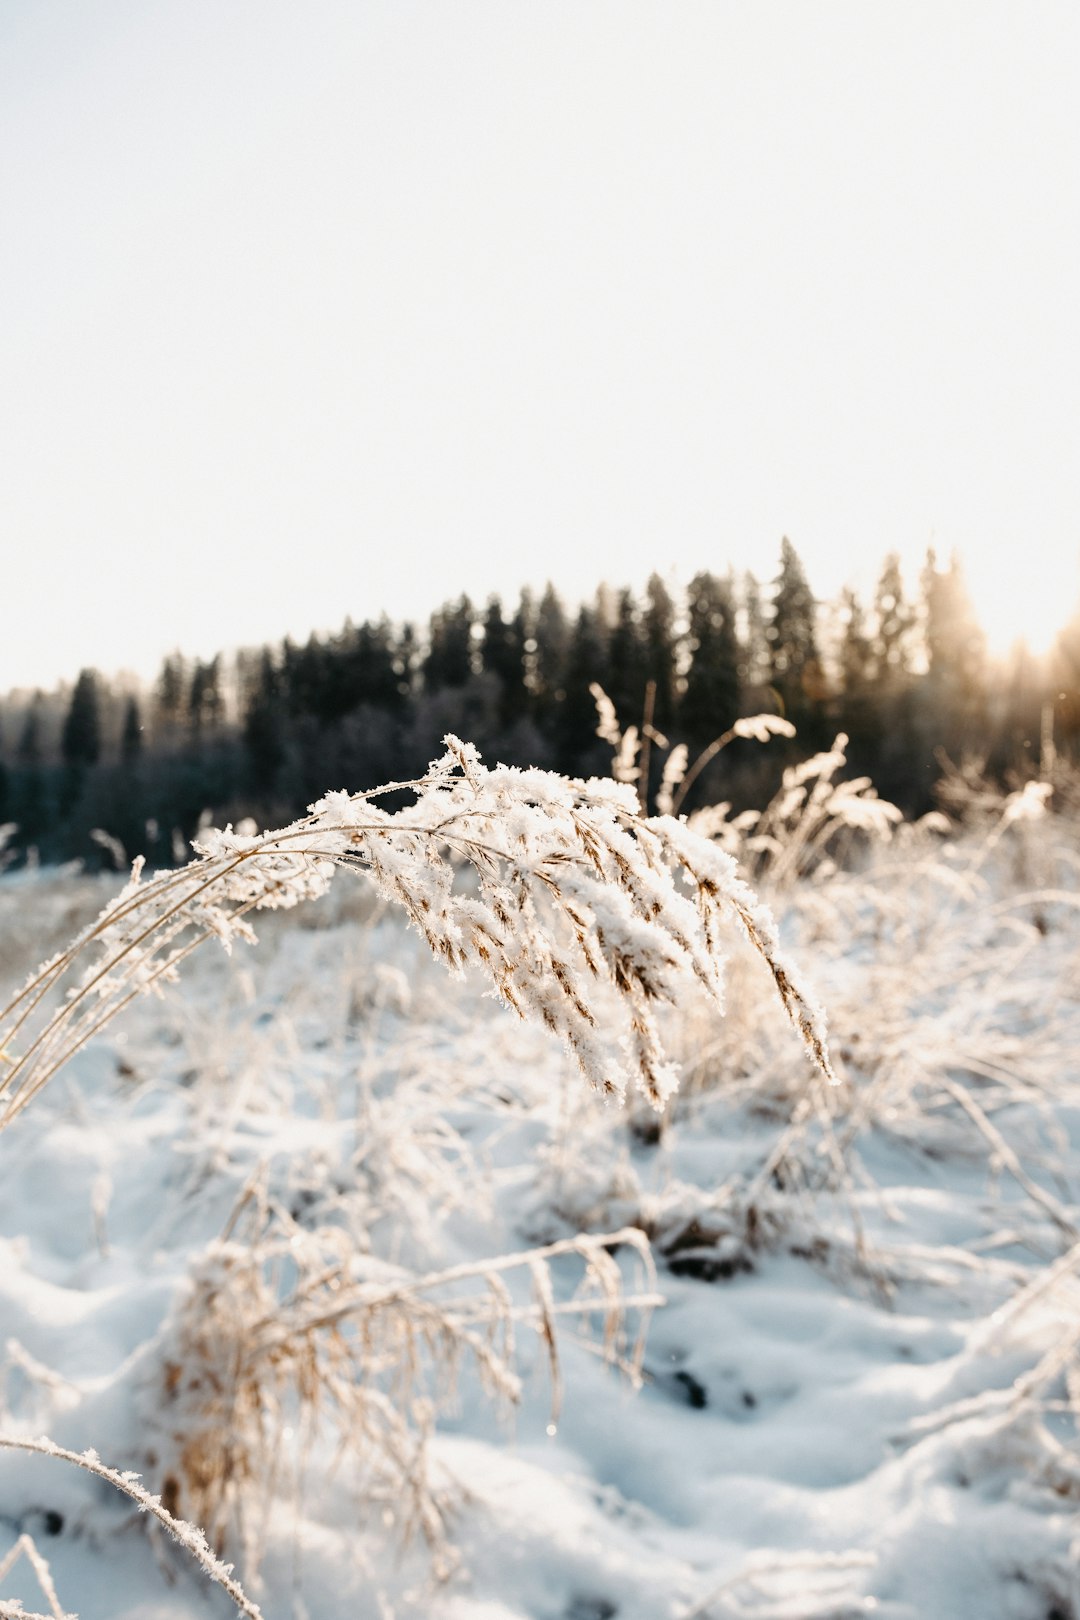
[2,773,1079,1620]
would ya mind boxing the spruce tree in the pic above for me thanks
[642,573,678,732]
[120,696,143,765]
[532,583,569,730]
[920,549,987,751]
[557,604,609,768]
[61,670,102,769]
[605,588,647,723]
[154,654,187,736]
[739,571,770,701]
[838,587,873,697]
[188,657,224,735]
[481,594,529,725]
[341,618,402,714]
[244,650,286,796]
[424,597,475,691]
[767,539,822,721]
[15,696,48,843]
[682,571,740,743]
[871,554,915,685]
[922,550,986,699]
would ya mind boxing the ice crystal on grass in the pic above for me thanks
[0,737,832,1131]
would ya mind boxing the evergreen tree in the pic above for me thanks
[61,669,102,769]
[682,571,740,743]
[532,583,569,730]
[642,573,678,732]
[1052,608,1080,754]
[188,656,224,735]
[738,571,770,700]
[767,539,822,720]
[17,701,41,768]
[838,588,873,697]
[481,593,529,725]
[424,596,475,690]
[282,635,330,721]
[394,622,420,704]
[244,650,286,795]
[120,695,143,764]
[14,696,48,843]
[605,587,647,723]
[834,586,879,759]
[871,554,915,684]
[922,550,986,700]
[154,654,187,736]
[920,549,987,750]
[0,718,9,825]
[61,669,103,812]
[338,617,402,714]
[557,604,609,767]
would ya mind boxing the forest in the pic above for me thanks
[1,539,1076,868]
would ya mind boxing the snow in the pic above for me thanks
[1,811,1079,1620]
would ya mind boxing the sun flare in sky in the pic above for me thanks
[0,2,1076,690]
[969,548,1080,659]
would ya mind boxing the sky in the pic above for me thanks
[1,0,1077,691]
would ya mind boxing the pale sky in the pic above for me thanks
[1,1,1077,690]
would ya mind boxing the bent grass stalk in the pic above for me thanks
[0,736,834,1135]
[0,737,835,1616]
[0,1436,263,1620]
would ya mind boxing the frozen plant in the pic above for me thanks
[0,736,833,1616]
[139,1182,659,1579]
[0,735,833,1135]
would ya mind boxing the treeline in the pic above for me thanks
[1,540,1077,868]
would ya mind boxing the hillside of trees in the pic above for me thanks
[1,540,1077,869]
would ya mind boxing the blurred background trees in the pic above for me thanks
[1,538,1075,866]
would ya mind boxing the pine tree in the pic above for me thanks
[557,604,609,767]
[244,650,286,796]
[1052,607,1080,753]
[0,719,9,826]
[188,657,224,735]
[871,554,915,685]
[154,654,187,735]
[394,622,420,705]
[120,696,143,765]
[922,550,986,698]
[424,597,475,691]
[642,573,677,732]
[605,588,647,723]
[61,670,102,769]
[739,571,770,700]
[15,696,48,842]
[339,618,402,714]
[481,594,529,725]
[532,583,569,733]
[767,539,822,720]
[682,571,740,743]
[920,549,987,749]
[838,587,873,697]
[282,635,330,722]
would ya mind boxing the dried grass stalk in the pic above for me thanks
[0,736,833,1132]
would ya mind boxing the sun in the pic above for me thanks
[966,545,1080,659]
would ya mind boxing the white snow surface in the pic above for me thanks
[1,851,1080,1620]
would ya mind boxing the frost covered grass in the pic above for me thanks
[1,741,1080,1619]
[0,736,830,1136]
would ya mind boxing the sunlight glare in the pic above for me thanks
[968,546,1080,658]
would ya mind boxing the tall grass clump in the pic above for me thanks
[0,735,831,1135]
[0,735,834,1615]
